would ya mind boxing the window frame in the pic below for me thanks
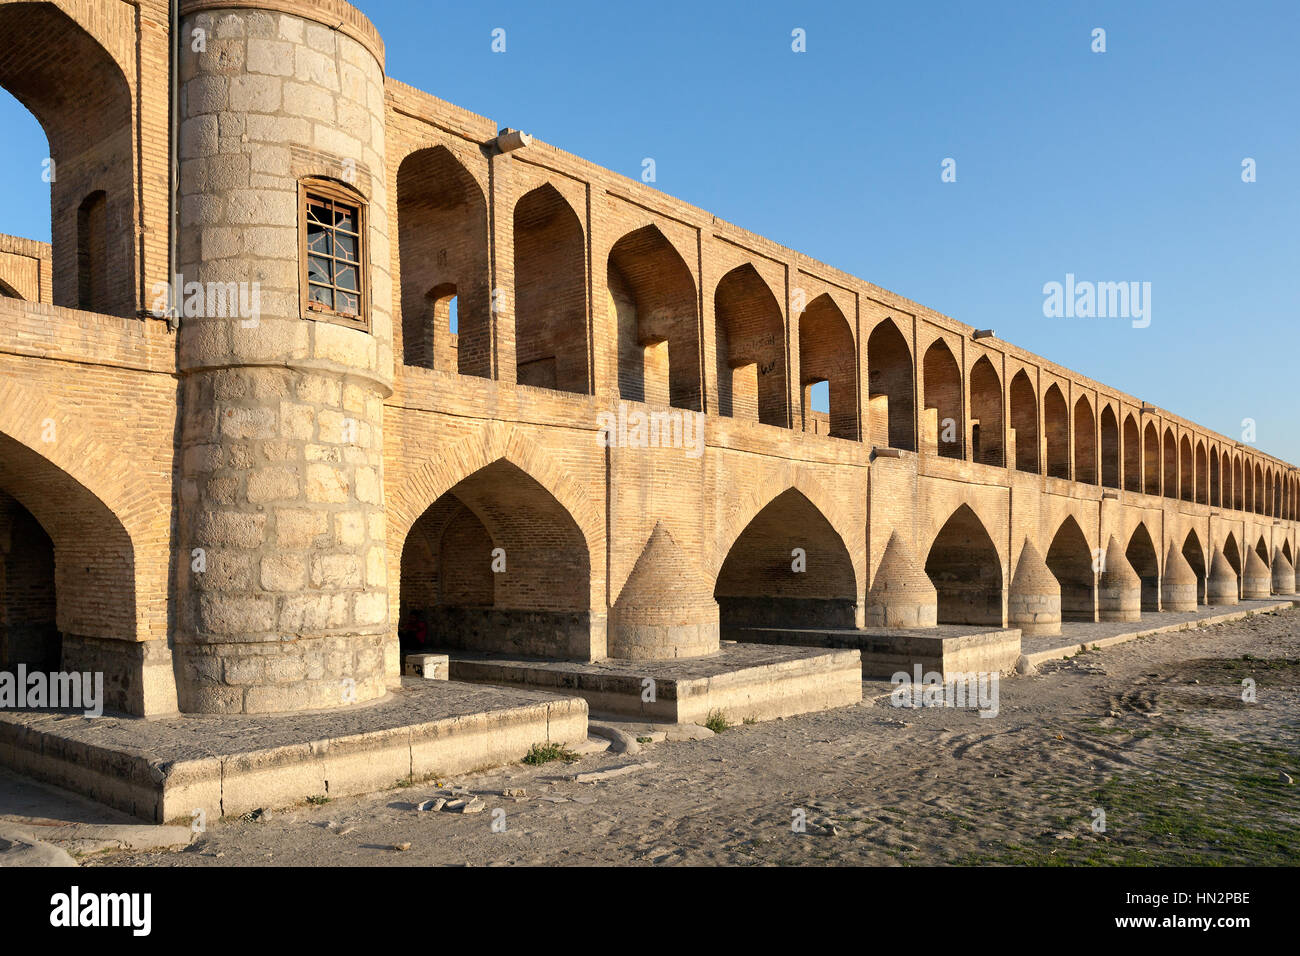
[298,178,369,332]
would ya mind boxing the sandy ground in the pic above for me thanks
[86,608,1300,867]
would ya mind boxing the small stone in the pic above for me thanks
[417,798,446,812]
[336,826,355,836]
[1280,772,1294,785]
[502,788,527,798]
[393,842,411,852]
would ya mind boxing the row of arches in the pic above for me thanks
[393,145,1297,514]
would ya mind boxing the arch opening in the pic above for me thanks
[398,460,592,659]
[922,340,962,459]
[1126,524,1160,611]
[1162,428,1177,500]
[1046,517,1096,621]
[513,184,589,394]
[715,489,856,631]
[1044,385,1069,479]
[608,225,701,411]
[1143,421,1160,495]
[1183,530,1207,605]
[1224,533,1242,599]
[1122,414,1140,492]
[799,295,858,440]
[1010,370,1039,473]
[924,505,1003,625]
[969,357,1004,467]
[715,264,787,426]
[1100,406,1120,489]
[0,3,136,315]
[397,146,491,376]
[866,320,915,451]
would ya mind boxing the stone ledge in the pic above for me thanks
[731,624,1023,680]
[0,679,586,823]
[447,642,863,725]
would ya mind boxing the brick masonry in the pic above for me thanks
[0,0,1295,718]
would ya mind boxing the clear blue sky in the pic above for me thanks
[2,1,1295,461]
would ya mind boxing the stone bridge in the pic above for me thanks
[0,0,1296,727]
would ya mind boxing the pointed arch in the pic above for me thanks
[1046,515,1096,621]
[1192,440,1206,504]
[866,319,915,451]
[1234,455,1244,511]
[1126,523,1160,611]
[609,224,701,410]
[513,183,589,393]
[922,339,962,459]
[397,145,491,375]
[398,458,593,659]
[0,1,136,316]
[1143,421,1160,495]
[798,294,858,440]
[969,356,1004,466]
[1210,446,1221,508]
[715,488,857,630]
[1009,370,1039,473]
[924,505,1003,625]
[715,263,787,426]
[1223,532,1242,599]
[1162,427,1178,499]
[1179,435,1193,502]
[1122,413,1141,492]
[1100,405,1120,489]
[1044,384,1069,479]
[1073,395,1097,484]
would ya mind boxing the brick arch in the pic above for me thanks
[923,338,963,459]
[0,0,137,316]
[1045,514,1097,621]
[713,486,858,629]
[0,379,143,642]
[513,182,589,394]
[799,293,858,440]
[394,143,491,376]
[387,424,603,569]
[866,315,915,451]
[920,499,1006,570]
[924,503,1004,626]
[711,469,859,590]
[714,262,787,426]
[607,221,701,411]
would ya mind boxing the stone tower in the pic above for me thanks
[173,1,393,713]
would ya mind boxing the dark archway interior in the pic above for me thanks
[399,461,591,659]
[715,489,856,633]
[925,505,1002,626]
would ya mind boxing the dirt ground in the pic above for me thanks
[91,608,1300,867]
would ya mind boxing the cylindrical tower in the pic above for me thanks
[173,1,394,713]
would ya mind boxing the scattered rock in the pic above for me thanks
[336,826,355,836]
[502,788,527,798]
[393,842,411,852]
[1280,772,1294,785]
[574,761,660,784]
[444,797,486,814]
[417,798,446,812]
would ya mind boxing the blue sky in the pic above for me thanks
[2,1,1295,460]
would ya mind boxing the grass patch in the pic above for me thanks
[959,731,1300,866]
[704,709,730,734]
[522,742,580,765]
[305,794,329,806]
